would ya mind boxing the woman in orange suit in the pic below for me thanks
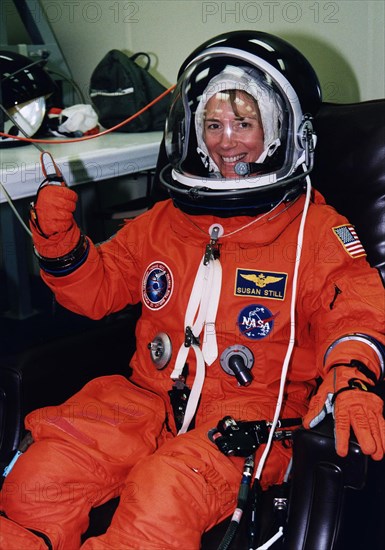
[1,31,384,550]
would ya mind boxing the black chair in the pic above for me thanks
[281,99,385,550]
[0,99,384,549]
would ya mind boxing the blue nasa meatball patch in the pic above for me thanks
[142,261,173,310]
[237,304,276,339]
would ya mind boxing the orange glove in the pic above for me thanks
[30,184,81,259]
[303,364,385,460]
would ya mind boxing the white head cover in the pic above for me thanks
[195,66,283,174]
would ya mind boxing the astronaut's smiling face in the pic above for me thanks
[203,90,264,179]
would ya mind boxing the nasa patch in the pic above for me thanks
[142,261,173,310]
[237,304,277,340]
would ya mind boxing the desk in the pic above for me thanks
[0,132,163,318]
[0,132,163,202]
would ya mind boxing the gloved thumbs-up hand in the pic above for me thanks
[28,152,89,275]
[30,183,80,259]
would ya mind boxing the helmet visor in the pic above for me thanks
[165,51,301,191]
[6,96,46,136]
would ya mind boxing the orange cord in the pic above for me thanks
[0,84,175,145]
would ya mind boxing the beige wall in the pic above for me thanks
[129,0,384,103]
[37,0,384,104]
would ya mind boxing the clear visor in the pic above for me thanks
[165,55,304,191]
[6,96,46,137]
[195,72,282,176]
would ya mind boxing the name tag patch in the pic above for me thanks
[235,269,287,301]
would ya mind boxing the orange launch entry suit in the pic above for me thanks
[1,190,384,549]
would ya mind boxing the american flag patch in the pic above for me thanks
[333,225,366,258]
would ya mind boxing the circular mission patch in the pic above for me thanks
[142,261,174,310]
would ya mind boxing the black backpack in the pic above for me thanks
[89,50,171,132]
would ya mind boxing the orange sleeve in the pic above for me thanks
[40,217,146,319]
[299,202,385,380]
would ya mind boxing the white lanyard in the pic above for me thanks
[171,225,223,434]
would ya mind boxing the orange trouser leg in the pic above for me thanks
[0,376,166,550]
[80,400,295,550]
[81,421,241,550]
[0,515,50,550]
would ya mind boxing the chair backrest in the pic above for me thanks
[311,99,385,285]
[286,99,385,550]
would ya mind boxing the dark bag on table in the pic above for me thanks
[89,50,171,132]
